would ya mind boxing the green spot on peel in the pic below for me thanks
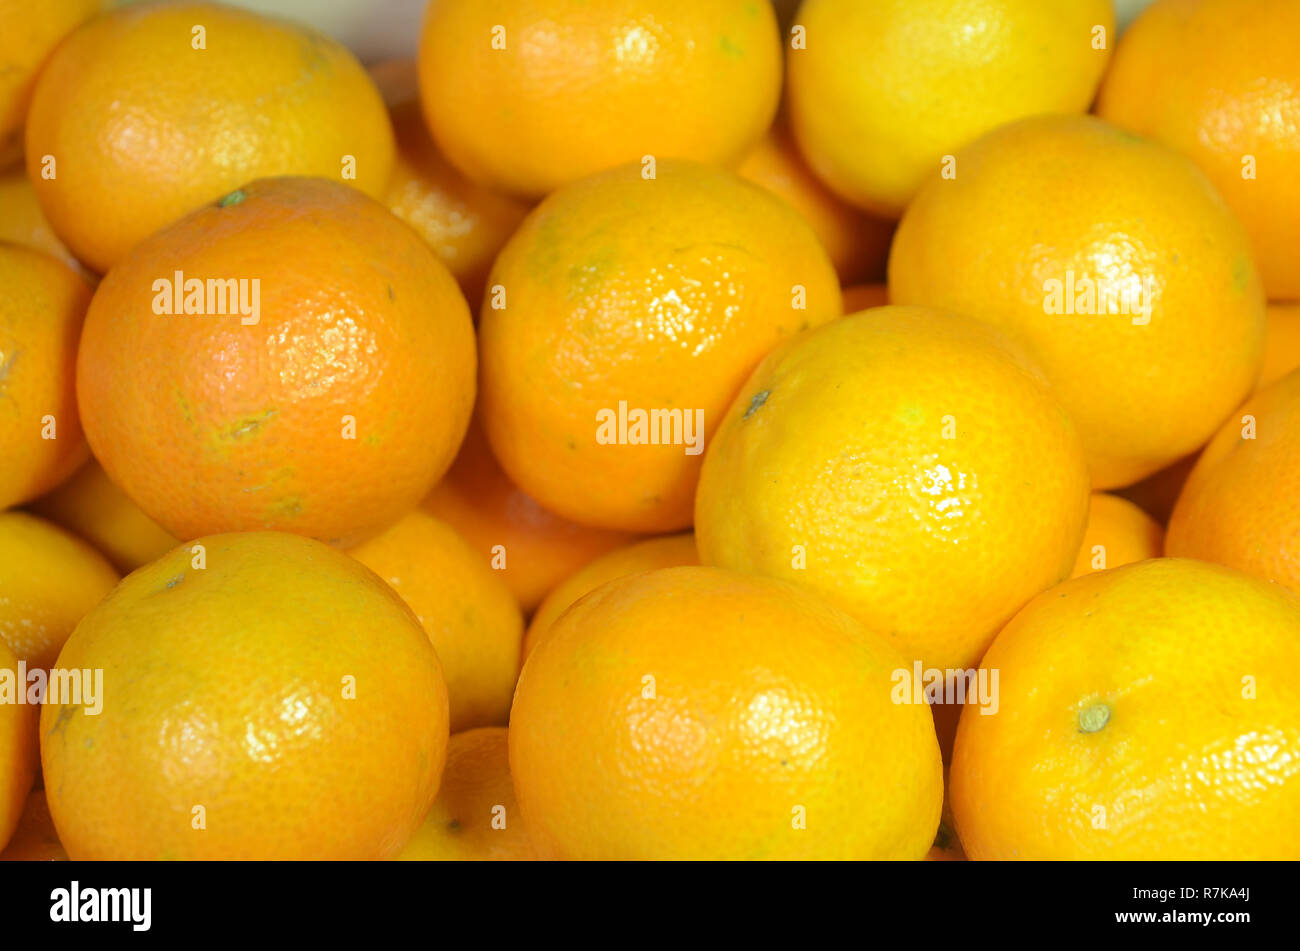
[743,389,770,419]
[218,189,247,208]
[1078,701,1111,733]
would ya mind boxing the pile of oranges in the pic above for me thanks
[1,0,1298,861]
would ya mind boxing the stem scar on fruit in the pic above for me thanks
[743,389,770,419]
[217,189,247,208]
[1078,701,1111,733]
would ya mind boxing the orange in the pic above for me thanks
[28,460,178,574]
[696,306,1090,671]
[423,418,638,613]
[890,114,1266,488]
[349,511,523,733]
[1096,0,1300,300]
[0,242,91,509]
[41,531,449,860]
[1261,303,1300,390]
[1165,369,1300,594]
[0,790,65,861]
[523,532,697,659]
[0,636,38,854]
[25,0,394,273]
[1070,493,1163,578]
[396,727,537,861]
[736,116,893,286]
[510,566,943,859]
[372,60,530,310]
[787,0,1113,217]
[479,159,841,533]
[418,0,781,198]
[0,167,85,277]
[951,558,1300,859]
[840,283,889,313]
[0,511,117,672]
[77,177,476,548]
[0,0,100,166]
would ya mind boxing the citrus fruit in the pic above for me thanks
[0,510,118,672]
[736,116,893,286]
[25,0,394,272]
[349,510,523,733]
[787,0,1113,217]
[951,558,1300,859]
[0,242,91,510]
[28,460,178,574]
[0,636,38,854]
[373,60,530,309]
[889,114,1266,488]
[840,283,889,313]
[422,417,638,613]
[76,176,476,548]
[0,167,85,277]
[523,532,697,659]
[696,306,1090,671]
[396,727,536,861]
[510,565,943,859]
[0,790,65,861]
[1070,493,1163,578]
[418,0,782,198]
[1096,0,1300,300]
[1165,369,1300,594]
[0,0,100,166]
[40,531,449,860]
[1261,304,1300,390]
[479,159,841,533]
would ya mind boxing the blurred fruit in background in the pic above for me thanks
[423,419,638,614]
[0,243,91,510]
[1070,493,1163,578]
[840,283,889,313]
[349,511,523,733]
[0,635,38,854]
[890,114,1266,489]
[0,167,87,278]
[0,790,65,861]
[397,728,537,861]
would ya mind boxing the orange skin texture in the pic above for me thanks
[25,0,394,273]
[349,511,523,734]
[0,511,118,672]
[890,115,1266,488]
[0,635,39,854]
[1070,492,1163,578]
[479,159,841,533]
[523,532,697,659]
[951,558,1300,859]
[0,167,87,278]
[510,566,943,859]
[422,418,638,613]
[29,460,178,574]
[1166,369,1300,594]
[76,177,476,548]
[0,790,66,861]
[787,0,1113,217]
[0,243,91,509]
[0,0,100,164]
[1096,0,1300,300]
[1261,303,1300,391]
[418,0,782,198]
[40,532,449,860]
[396,728,537,861]
[736,117,894,286]
[696,307,1091,672]
[841,282,889,313]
